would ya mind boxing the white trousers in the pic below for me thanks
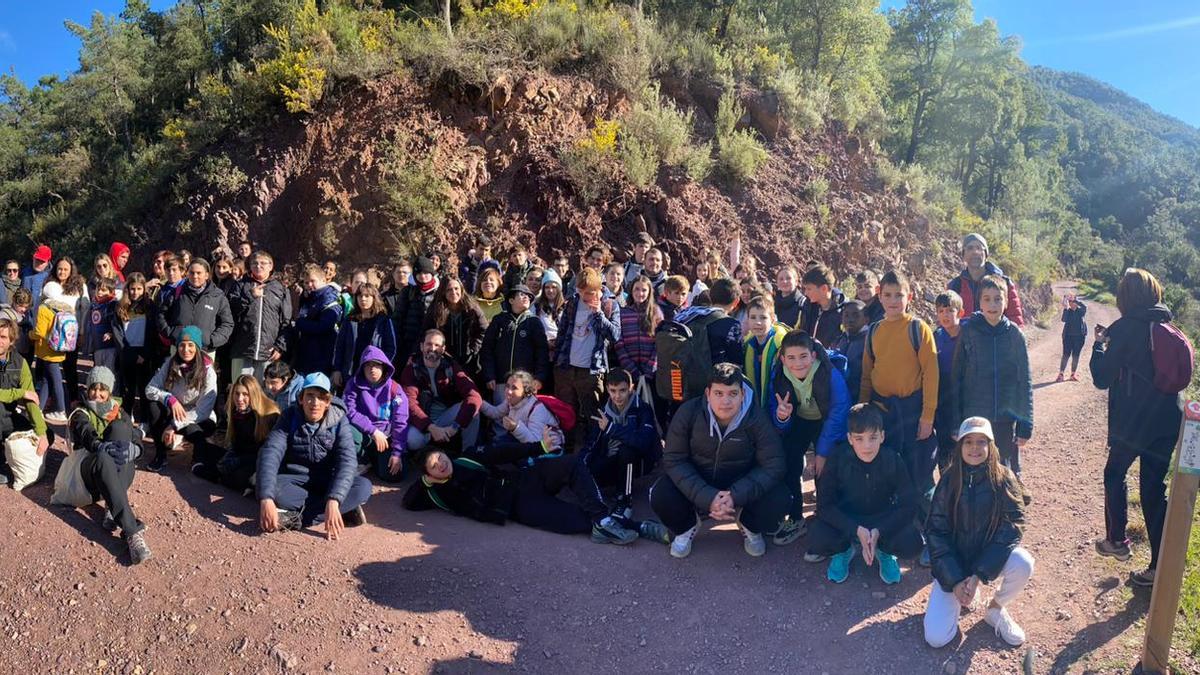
[924,546,1035,648]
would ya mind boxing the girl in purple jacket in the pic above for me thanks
[343,345,409,482]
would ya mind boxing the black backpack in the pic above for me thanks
[655,309,727,402]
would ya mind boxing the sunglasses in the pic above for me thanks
[5,268,19,274]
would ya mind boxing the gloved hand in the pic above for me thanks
[99,440,141,466]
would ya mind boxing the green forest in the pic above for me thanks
[2,0,1199,328]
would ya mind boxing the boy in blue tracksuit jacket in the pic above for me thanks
[581,368,661,505]
[767,329,850,543]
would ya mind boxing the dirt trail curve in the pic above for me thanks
[0,281,1192,674]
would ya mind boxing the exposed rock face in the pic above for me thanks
[151,70,963,308]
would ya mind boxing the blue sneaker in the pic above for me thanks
[827,546,855,583]
[878,550,901,584]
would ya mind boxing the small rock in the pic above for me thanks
[1056,610,1071,621]
[871,591,887,599]
[372,645,385,653]
[185,623,197,635]
[414,636,428,647]
[942,662,956,675]
[468,650,483,659]
[74,582,85,591]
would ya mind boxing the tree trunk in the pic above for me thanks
[718,0,738,40]
[904,92,928,165]
[442,0,453,38]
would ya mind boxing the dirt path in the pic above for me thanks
[0,281,1191,674]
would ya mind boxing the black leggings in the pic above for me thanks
[148,401,217,465]
[118,348,153,422]
[79,418,142,536]
[1060,334,1085,373]
[1104,443,1169,569]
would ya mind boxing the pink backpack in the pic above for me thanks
[1149,321,1195,394]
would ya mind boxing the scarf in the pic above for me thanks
[419,276,439,294]
[85,398,119,433]
[2,276,20,295]
[782,360,822,421]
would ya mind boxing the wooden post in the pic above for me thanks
[1141,400,1200,674]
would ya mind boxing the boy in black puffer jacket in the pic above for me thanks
[949,275,1032,479]
[808,404,922,585]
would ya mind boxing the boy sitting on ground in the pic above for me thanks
[807,404,921,584]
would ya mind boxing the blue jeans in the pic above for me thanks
[36,360,65,414]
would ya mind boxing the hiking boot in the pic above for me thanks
[984,607,1026,646]
[1095,538,1132,562]
[126,531,152,565]
[919,546,932,568]
[101,509,117,532]
[1055,372,1065,383]
[638,520,671,545]
[803,552,828,563]
[276,509,303,532]
[772,517,806,546]
[591,516,638,545]
[827,546,855,584]
[878,550,902,585]
[737,520,766,558]
[343,505,367,528]
[1130,567,1156,588]
[669,517,701,559]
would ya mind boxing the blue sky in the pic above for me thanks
[4,1,1200,127]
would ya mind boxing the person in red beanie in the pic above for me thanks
[21,245,53,311]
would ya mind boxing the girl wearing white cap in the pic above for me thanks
[924,416,1034,649]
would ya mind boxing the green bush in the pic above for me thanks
[772,67,827,134]
[377,137,451,236]
[681,141,715,183]
[619,134,659,189]
[715,91,768,184]
[625,84,695,166]
[805,176,830,204]
[195,154,248,195]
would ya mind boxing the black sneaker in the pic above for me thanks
[343,505,367,527]
[146,453,167,473]
[126,531,152,565]
[190,462,220,483]
[276,509,303,531]
[638,520,671,545]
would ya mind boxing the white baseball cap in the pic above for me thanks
[957,416,995,441]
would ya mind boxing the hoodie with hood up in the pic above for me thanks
[109,242,130,283]
[343,345,409,461]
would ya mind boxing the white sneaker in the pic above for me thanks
[737,520,766,557]
[984,607,1026,646]
[669,523,699,559]
[45,411,68,424]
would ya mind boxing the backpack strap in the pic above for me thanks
[867,317,924,363]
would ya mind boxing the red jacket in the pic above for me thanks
[948,263,1025,327]
[399,354,482,433]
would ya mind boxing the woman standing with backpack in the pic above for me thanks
[1090,268,1188,587]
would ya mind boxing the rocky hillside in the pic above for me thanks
[161,69,962,303]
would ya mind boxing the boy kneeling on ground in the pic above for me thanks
[807,403,921,584]
[257,373,371,540]
[404,428,669,546]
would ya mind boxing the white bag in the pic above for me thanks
[4,430,44,491]
[50,449,93,507]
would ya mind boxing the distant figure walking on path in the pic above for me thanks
[1057,294,1087,382]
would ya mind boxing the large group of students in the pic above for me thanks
[0,230,1185,650]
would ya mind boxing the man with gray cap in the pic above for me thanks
[67,366,152,564]
[947,233,1025,327]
